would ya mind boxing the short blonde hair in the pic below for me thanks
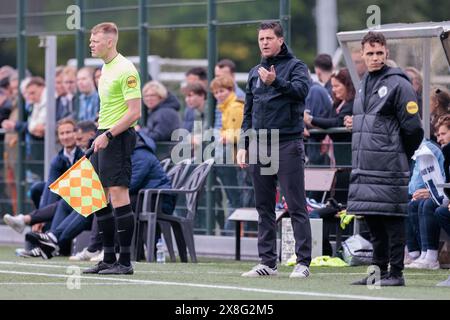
[91,22,118,36]
[142,80,168,100]
[210,75,234,92]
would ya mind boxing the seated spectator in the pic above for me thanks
[406,137,446,270]
[140,80,181,141]
[3,121,97,257]
[76,67,100,122]
[430,87,450,142]
[434,115,450,285]
[405,138,444,269]
[28,130,176,260]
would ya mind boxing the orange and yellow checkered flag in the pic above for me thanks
[49,149,107,217]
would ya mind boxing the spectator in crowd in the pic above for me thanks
[55,66,71,121]
[404,67,423,116]
[140,80,181,141]
[238,21,312,279]
[304,68,354,166]
[2,76,47,181]
[76,67,100,122]
[430,86,450,141]
[93,67,102,90]
[41,130,176,261]
[62,66,78,116]
[302,71,332,167]
[2,72,19,213]
[3,119,93,257]
[351,48,367,78]
[210,75,245,232]
[404,138,444,270]
[185,67,207,86]
[213,59,245,131]
[4,121,96,257]
[183,67,208,132]
[434,115,450,286]
[182,82,207,133]
[313,53,334,96]
[346,31,423,286]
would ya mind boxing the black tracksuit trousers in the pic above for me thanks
[250,139,312,267]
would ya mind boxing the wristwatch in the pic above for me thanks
[105,131,114,141]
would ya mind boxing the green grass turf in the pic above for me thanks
[0,245,449,300]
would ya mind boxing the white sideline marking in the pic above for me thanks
[0,261,445,276]
[0,269,400,300]
[0,282,161,286]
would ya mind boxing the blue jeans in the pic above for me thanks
[53,210,93,247]
[418,198,441,251]
[435,205,450,237]
[406,199,423,252]
[50,200,73,234]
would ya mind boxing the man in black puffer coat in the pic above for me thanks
[345,32,423,286]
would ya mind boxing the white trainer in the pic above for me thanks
[89,250,104,262]
[407,259,440,270]
[289,264,311,278]
[3,214,26,233]
[69,248,101,261]
[241,264,278,277]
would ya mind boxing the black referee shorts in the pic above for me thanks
[90,127,136,188]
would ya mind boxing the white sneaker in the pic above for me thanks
[406,259,440,270]
[289,264,311,278]
[241,264,278,277]
[3,214,26,233]
[89,250,104,262]
[69,248,101,261]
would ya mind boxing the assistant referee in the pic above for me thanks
[83,22,141,275]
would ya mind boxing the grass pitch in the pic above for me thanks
[0,245,449,300]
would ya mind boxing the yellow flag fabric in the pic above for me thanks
[49,156,107,217]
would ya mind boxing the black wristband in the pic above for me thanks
[105,131,114,141]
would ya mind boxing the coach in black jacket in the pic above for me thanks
[346,32,423,287]
[237,21,312,279]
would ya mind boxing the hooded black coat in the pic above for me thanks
[241,43,310,143]
[347,66,423,217]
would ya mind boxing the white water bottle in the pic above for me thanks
[156,238,166,264]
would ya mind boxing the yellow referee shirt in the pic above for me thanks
[97,53,141,129]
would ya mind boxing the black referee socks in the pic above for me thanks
[95,203,116,264]
[115,204,135,266]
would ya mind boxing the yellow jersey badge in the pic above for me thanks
[126,75,137,88]
[406,101,419,115]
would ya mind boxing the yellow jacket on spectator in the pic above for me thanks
[217,92,244,144]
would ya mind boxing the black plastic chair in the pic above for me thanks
[132,158,192,262]
[135,159,214,263]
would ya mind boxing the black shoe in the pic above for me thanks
[83,261,116,274]
[25,232,59,259]
[380,275,405,287]
[98,262,134,275]
[351,271,389,285]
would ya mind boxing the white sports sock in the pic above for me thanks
[425,250,438,262]
[409,251,420,259]
[419,251,427,260]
